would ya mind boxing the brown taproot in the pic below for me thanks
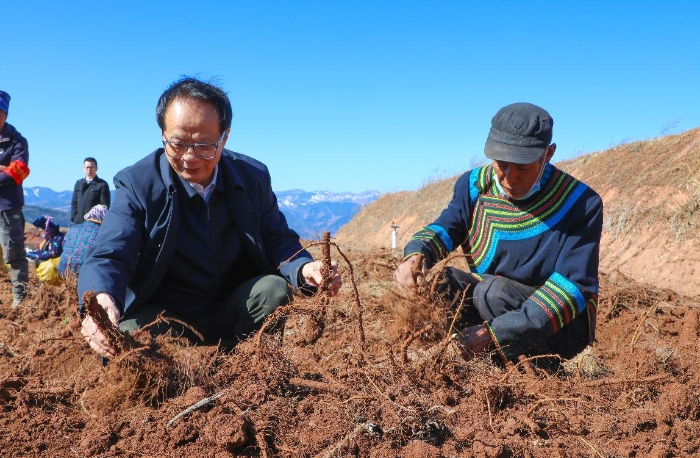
[82,290,127,354]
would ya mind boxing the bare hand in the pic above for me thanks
[393,255,427,297]
[80,293,121,358]
[455,324,493,356]
[301,260,342,296]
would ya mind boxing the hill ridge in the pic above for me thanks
[337,127,700,296]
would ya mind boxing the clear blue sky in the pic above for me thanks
[4,1,699,194]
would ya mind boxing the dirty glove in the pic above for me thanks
[4,160,30,185]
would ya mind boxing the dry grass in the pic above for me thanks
[560,128,700,241]
[339,127,700,250]
[336,177,455,250]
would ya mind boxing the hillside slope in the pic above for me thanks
[337,128,700,296]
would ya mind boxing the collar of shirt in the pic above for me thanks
[187,165,219,202]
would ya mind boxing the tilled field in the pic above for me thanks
[1,248,699,457]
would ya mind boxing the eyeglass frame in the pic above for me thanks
[162,130,227,160]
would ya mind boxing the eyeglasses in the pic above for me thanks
[162,131,226,160]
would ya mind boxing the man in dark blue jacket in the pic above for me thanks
[79,78,341,358]
[395,103,603,363]
[0,90,30,308]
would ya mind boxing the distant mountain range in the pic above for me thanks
[275,189,380,239]
[22,187,380,238]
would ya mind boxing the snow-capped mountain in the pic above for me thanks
[275,190,380,239]
[276,189,380,207]
[23,187,380,238]
[23,187,74,212]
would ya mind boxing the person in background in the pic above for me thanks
[58,204,107,277]
[70,157,110,224]
[79,77,342,358]
[0,90,30,308]
[394,102,603,364]
[26,216,64,264]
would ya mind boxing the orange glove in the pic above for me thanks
[4,160,30,185]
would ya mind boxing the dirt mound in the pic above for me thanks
[2,243,700,457]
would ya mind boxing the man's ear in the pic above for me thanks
[221,129,230,148]
[545,143,557,162]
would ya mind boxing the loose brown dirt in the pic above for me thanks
[2,129,700,457]
[1,242,699,457]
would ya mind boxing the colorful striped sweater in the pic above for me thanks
[404,163,603,361]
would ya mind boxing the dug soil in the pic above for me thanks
[1,242,699,457]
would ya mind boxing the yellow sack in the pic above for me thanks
[37,258,63,286]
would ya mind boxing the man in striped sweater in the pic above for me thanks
[394,103,603,363]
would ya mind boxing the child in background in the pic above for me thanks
[26,216,64,264]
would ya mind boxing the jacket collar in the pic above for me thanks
[158,150,174,188]
[219,149,249,191]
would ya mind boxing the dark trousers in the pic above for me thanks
[120,275,292,349]
[443,267,591,360]
[0,209,28,300]
[441,267,536,318]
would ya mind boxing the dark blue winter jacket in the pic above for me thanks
[78,148,313,314]
[0,123,28,211]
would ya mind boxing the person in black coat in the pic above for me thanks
[70,157,110,224]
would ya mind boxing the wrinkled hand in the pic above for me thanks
[80,293,121,358]
[454,324,493,356]
[301,260,342,296]
[393,255,427,297]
